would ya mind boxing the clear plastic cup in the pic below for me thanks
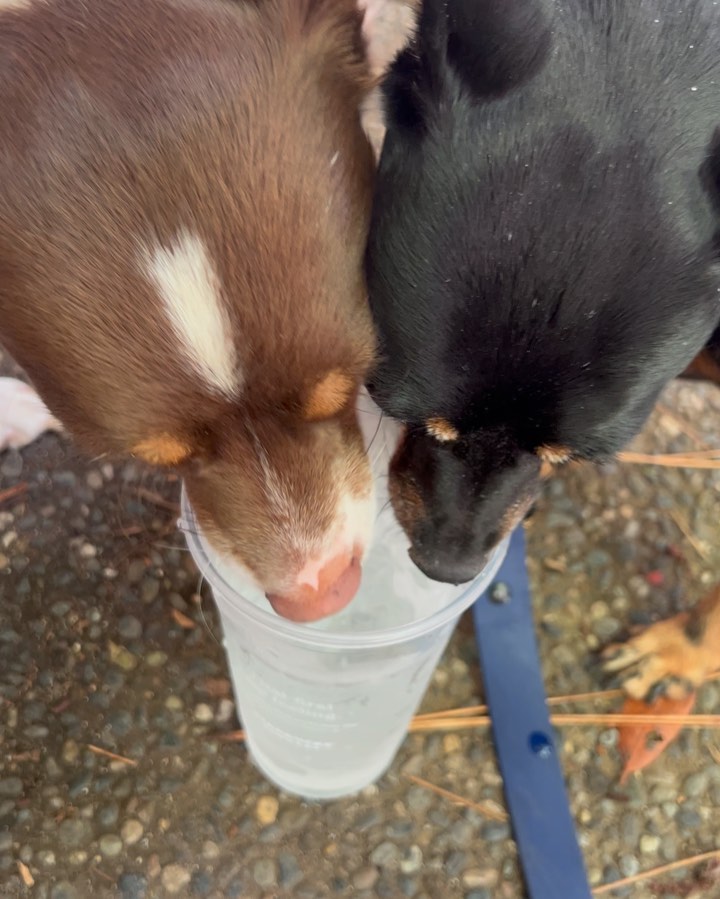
[179,394,508,800]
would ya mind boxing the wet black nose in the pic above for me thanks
[408,547,486,585]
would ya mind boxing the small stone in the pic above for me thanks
[165,695,184,711]
[370,841,402,869]
[443,734,462,753]
[118,873,148,899]
[253,859,277,888]
[400,845,423,875]
[463,869,498,889]
[619,854,640,878]
[121,820,144,846]
[255,795,279,826]
[482,820,510,843]
[190,871,212,896]
[58,818,92,848]
[202,841,220,861]
[640,834,661,855]
[108,641,138,671]
[216,698,234,723]
[598,729,619,748]
[86,470,103,489]
[68,851,87,866]
[161,864,192,894]
[0,554,8,570]
[676,808,702,829]
[99,834,123,858]
[140,578,160,604]
[118,616,143,640]
[278,853,303,889]
[352,867,379,890]
[37,849,56,867]
[145,651,168,668]
[0,832,11,852]
[50,882,79,899]
[682,771,709,798]
[0,778,22,798]
[97,803,120,829]
[193,703,213,723]
[79,543,97,559]
[126,560,146,584]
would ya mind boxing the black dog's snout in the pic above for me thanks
[409,547,485,586]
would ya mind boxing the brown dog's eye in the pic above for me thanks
[425,418,459,443]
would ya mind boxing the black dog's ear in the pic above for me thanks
[444,0,553,99]
[383,0,552,136]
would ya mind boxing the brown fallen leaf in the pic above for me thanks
[171,608,196,630]
[618,693,697,783]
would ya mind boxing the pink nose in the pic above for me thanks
[266,552,362,622]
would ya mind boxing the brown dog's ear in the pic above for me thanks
[303,370,355,421]
[132,434,193,466]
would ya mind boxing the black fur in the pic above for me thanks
[366,0,720,583]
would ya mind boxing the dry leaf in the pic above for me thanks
[618,693,697,783]
[171,608,196,630]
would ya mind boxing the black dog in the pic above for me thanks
[366,0,720,586]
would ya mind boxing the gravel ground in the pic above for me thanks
[3,4,720,897]
[3,363,720,899]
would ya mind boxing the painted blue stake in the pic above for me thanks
[472,526,592,899]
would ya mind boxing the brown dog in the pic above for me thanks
[0,0,378,621]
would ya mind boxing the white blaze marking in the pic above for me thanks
[142,230,239,397]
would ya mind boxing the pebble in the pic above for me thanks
[253,859,278,888]
[278,853,303,889]
[118,873,148,899]
[118,616,143,640]
[50,883,79,899]
[0,832,11,852]
[121,819,144,846]
[193,703,214,723]
[619,854,640,877]
[202,841,220,861]
[675,808,702,829]
[98,803,120,829]
[0,778,23,798]
[482,821,510,843]
[58,818,92,848]
[190,871,212,896]
[161,865,192,894]
[108,641,138,671]
[682,771,709,798]
[99,834,123,857]
[463,869,498,889]
[640,834,660,855]
[400,845,423,875]
[370,841,402,869]
[145,651,168,667]
[37,849,56,867]
[255,795,279,826]
[352,867,379,890]
[140,578,160,603]
[68,851,87,866]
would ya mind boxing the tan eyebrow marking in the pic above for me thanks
[426,418,460,442]
[132,434,193,466]
[537,444,572,465]
[303,370,355,421]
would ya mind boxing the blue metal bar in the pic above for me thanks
[472,526,592,899]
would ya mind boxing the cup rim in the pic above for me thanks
[178,484,509,650]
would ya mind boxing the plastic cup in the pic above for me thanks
[179,394,508,800]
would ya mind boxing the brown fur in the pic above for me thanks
[304,370,356,421]
[0,0,377,597]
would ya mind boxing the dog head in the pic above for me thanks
[366,0,720,583]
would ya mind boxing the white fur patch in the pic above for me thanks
[142,231,239,397]
[0,0,35,11]
[0,378,62,451]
